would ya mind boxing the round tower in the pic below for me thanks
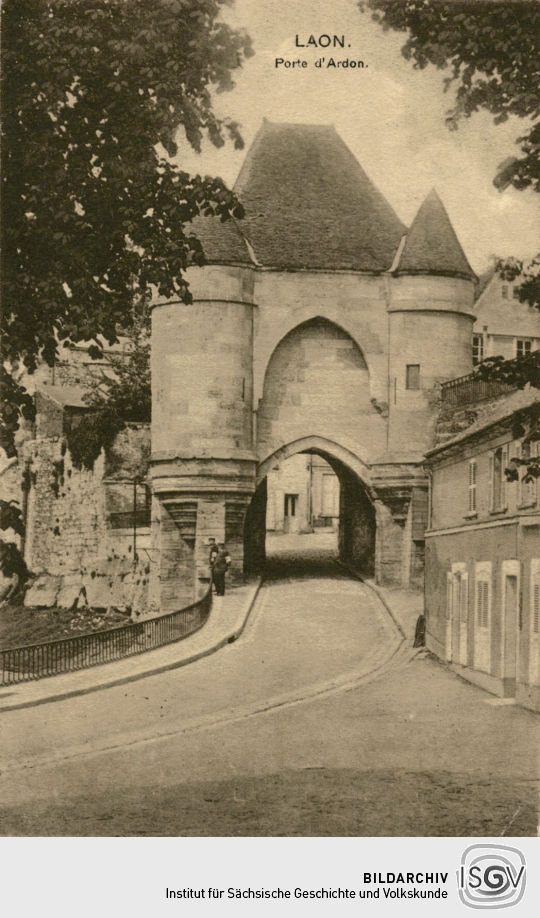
[387,189,476,456]
[150,218,257,607]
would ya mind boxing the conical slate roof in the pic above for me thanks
[188,214,252,265]
[233,121,406,271]
[394,189,475,279]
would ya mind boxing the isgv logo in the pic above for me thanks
[458,845,526,909]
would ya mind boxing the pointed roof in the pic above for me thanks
[394,189,475,280]
[232,121,406,271]
[188,214,252,265]
[474,265,496,301]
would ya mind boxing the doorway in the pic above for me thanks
[502,561,520,694]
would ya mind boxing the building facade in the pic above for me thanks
[473,270,540,365]
[425,385,540,712]
[266,453,339,533]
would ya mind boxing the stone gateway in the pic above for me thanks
[149,120,477,608]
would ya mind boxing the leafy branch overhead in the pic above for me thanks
[361,1,540,479]
[1,0,253,453]
[359,1,540,192]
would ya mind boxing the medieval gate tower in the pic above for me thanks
[150,122,476,609]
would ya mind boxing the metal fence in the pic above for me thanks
[440,372,514,408]
[0,587,212,686]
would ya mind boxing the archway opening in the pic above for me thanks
[244,446,375,580]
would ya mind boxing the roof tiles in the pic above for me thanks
[394,189,475,280]
[233,121,406,271]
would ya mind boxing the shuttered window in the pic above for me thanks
[468,460,477,512]
[460,574,469,623]
[446,574,452,621]
[491,446,508,511]
[529,561,540,685]
[519,440,537,506]
[476,580,489,628]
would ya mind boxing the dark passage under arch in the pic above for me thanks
[243,448,375,577]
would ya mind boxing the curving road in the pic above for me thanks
[0,537,400,771]
[0,535,538,836]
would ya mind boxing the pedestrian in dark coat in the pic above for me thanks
[212,543,231,596]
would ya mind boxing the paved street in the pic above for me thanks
[0,535,538,836]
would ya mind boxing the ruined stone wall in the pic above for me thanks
[21,421,156,615]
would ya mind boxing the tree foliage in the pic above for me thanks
[0,500,28,585]
[0,366,36,457]
[66,316,151,470]
[1,0,253,454]
[362,1,540,477]
[474,352,540,482]
[494,254,540,310]
[360,1,540,192]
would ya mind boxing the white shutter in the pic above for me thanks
[488,453,494,511]
[468,460,477,512]
[460,573,469,622]
[446,573,453,621]
[530,562,540,685]
[477,580,489,629]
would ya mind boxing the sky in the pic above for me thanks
[174,0,539,275]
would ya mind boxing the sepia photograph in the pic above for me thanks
[0,0,539,866]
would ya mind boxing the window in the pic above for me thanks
[476,581,489,628]
[284,494,297,517]
[501,285,508,298]
[460,574,469,624]
[533,570,540,636]
[530,560,540,685]
[519,440,537,506]
[490,446,508,511]
[517,338,532,358]
[468,460,477,513]
[406,364,420,389]
[472,335,484,365]
[474,562,492,673]
[512,286,520,300]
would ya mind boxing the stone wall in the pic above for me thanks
[20,420,157,616]
[258,316,386,466]
[338,469,375,576]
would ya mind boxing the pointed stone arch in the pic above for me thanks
[254,311,373,406]
[257,435,374,498]
[256,316,387,467]
[244,435,376,577]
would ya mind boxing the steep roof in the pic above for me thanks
[474,265,496,301]
[233,121,406,271]
[188,214,252,266]
[394,189,475,280]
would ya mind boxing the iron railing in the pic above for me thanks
[0,587,212,686]
[440,372,514,408]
